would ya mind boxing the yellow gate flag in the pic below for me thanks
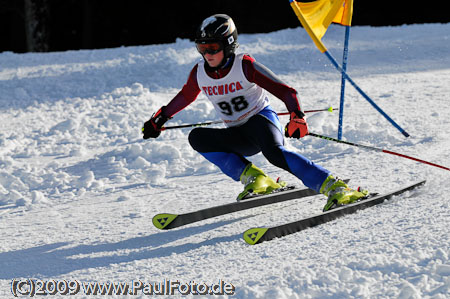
[290,0,354,53]
[333,0,353,26]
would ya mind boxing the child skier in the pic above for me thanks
[142,14,368,211]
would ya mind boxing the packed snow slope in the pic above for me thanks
[1,23,449,298]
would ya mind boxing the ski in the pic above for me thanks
[152,184,333,230]
[243,180,426,245]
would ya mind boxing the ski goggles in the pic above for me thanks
[196,42,223,55]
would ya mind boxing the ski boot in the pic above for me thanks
[237,164,286,201]
[320,175,369,211]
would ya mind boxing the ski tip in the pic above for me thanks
[152,213,178,230]
[417,180,427,186]
[243,228,268,245]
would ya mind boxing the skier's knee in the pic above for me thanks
[188,128,203,151]
[262,145,288,169]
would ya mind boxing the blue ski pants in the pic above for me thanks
[188,108,330,192]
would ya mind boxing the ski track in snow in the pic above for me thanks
[1,23,449,298]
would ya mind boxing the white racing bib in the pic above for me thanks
[197,53,269,127]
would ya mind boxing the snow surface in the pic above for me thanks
[1,23,449,298]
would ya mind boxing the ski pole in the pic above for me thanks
[161,120,221,130]
[277,106,335,116]
[308,132,450,172]
[161,107,336,131]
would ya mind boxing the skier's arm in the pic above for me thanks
[163,64,202,118]
[242,55,301,113]
[142,65,201,139]
[242,55,309,139]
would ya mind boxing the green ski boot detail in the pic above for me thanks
[237,164,284,201]
[320,175,369,212]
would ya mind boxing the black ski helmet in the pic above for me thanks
[195,14,238,58]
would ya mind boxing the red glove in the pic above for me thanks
[284,110,309,139]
